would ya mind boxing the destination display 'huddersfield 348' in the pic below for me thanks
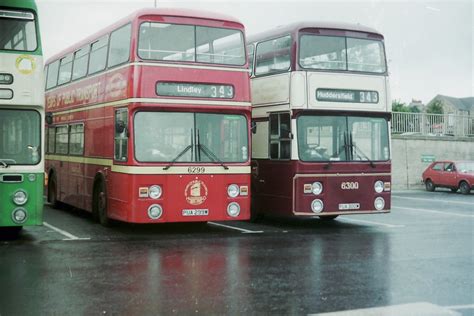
[44,9,251,226]
[0,0,44,234]
[247,22,391,220]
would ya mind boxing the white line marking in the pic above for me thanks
[393,195,474,206]
[208,222,263,234]
[445,304,474,310]
[338,217,405,228]
[393,206,474,218]
[43,222,90,240]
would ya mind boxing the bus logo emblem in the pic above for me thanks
[185,180,208,205]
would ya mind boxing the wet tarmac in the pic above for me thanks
[0,189,473,315]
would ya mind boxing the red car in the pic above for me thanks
[422,161,474,194]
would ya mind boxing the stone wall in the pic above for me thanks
[391,135,474,189]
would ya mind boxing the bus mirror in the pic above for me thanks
[115,120,126,134]
[45,112,53,125]
[251,121,257,134]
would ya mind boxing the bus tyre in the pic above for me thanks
[459,181,471,195]
[0,226,22,238]
[425,179,435,192]
[48,176,60,209]
[94,180,111,227]
[250,199,263,223]
[319,215,338,221]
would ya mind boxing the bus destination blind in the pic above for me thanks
[157,82,234,99]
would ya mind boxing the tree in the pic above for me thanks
[392,100,409,112]
[426,100,444,114]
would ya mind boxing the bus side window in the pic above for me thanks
[114,108,128,161]
[69,124,84,155]
[46,60,59,90]
[57,53,73,85]
[108,23,132,68]
[247,44,254,76]
[269,113,291,160]
[47,126,56,154]
[89,35,109,75]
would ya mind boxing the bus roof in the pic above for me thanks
[46,8,244,65]
[0,0,38,12]
[247,21,383,43]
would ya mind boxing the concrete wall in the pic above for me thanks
[391,135,474,189]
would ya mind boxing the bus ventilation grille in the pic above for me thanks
[1,174,23,183]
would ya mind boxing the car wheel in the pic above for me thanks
[459,181,471,195]
[425,179,435,192]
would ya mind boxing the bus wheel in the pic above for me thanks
[425,179,435,192]
[48,176,60,209]
[250,199,263,223]
[319,215,338,221]
[95,180,111,227]
[459,181,471,195]
[0,226,22,238]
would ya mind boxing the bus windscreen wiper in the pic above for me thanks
[196,130,229,170]
[349,133,375,168]
[0,159,15,168]
[163,129,194,170]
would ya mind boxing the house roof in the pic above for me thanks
[428,94,474,112]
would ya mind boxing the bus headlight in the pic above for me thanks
[12,208,28,224]
[227,202,240,217]
[13,190,28,205]
[227,184,240,198]
[374,197,385,210]
[311,199,324,213]
[148,204,163,219]
[374,180,384,193]
[149,185,162,199]
[312,182,323,195]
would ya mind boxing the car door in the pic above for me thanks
[430,162,444,185]
[443,162,457,187]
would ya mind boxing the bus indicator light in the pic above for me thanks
[304,184,313,194]
[239,185,249,196]
[384,182,391,191]
[139,187,149,198]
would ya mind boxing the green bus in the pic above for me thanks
[0,0,44,235]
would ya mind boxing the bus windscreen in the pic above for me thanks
[299,35,386,73]
[138,22,245,66]
[0,9,37,52]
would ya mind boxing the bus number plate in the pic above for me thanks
[188,166,205,174]
[338,203,360,210]
[182,209,209,216]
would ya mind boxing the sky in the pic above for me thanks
[35,0,473,104]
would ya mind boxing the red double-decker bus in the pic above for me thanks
[247,22,391,221]
[44,9,251,226]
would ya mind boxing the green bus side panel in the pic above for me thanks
[0,172,44,227]
[0,0,42,55]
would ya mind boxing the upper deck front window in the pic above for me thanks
[299,34,386,74]
[138,22,245,66]
[0,9,37,52]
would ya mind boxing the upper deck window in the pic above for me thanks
[0,9,37,52]
[138,22,245,66]
[299,35,386,74]
[255,35,291,76]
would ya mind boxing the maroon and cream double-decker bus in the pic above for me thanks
[247,22,391,220]
[44,9,251,226]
